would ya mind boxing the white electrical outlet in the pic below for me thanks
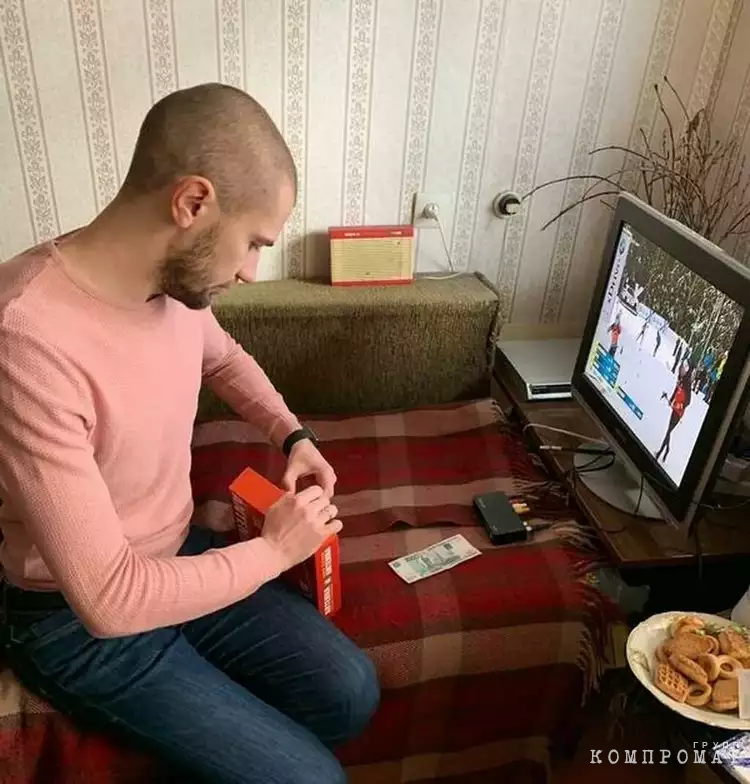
[412,193,453,229]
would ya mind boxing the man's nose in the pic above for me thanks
[236,262,256,283]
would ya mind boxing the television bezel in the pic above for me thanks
[571,192,750,528]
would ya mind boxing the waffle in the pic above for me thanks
[654,662,689,703]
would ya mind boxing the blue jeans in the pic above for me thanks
[3,527,379,784]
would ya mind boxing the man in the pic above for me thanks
[706,349,727,403]
[656,364,693,463]
[636,312,650,345]
[0,84,379,784]
[607,312,622,357]
[671,336,683,374]
[653,323,664,358]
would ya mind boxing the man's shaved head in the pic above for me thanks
[122,83,296,212]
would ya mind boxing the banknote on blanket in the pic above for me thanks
[388,534,481,583]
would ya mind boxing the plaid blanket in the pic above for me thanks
[0,398,615,783]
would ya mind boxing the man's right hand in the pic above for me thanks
[261,485,342,569]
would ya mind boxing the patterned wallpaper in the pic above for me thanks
[0,0,745,324]
[710,0,750,266]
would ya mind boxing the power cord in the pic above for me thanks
[541,445,613,456]
[634,471,645,516]
[530,445,628,538]
[693,516,705,606]
[523,422,608,446]
[527,419,750,514]
[528,521,555,536]
[520,418,727,580]
[642,469,750,514]
[512,448,619,540]
[592,471,646,537]
[574,456,705,598]
[419,202,463,280]
[520,429,615,515]
[572,450,615,475]
[526,420,710,591]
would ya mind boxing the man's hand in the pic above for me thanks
[262,486,341,568]
[282,439,337,497]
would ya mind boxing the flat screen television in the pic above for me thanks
[571,192,750,530]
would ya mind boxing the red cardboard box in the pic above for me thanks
[229,467,342,618]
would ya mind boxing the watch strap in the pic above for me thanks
[282,426,317,457]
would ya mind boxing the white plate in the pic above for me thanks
[626,610,750,731]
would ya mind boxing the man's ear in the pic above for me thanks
[171,176,216,229]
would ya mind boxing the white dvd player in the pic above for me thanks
[494,338,582,401]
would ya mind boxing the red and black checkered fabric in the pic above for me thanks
[0,399,616,783]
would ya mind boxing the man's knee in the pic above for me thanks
[288,747,347,784]
[317,757,348,784]
[335,648,380,743]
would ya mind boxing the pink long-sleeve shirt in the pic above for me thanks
[0,240,301,637]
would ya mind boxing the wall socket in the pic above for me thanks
[412,193,453,229]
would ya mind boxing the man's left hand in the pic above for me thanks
[282,439,337,497]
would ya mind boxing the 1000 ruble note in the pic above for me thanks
[388,534,481,584]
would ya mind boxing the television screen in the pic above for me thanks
[583,221,744,487]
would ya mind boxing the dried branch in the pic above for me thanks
[708,157,745,235]
[655,84,677,182]
[719,204,750,244]
[528,78,750,256]
[664,75,690,126]
[521,174,625,202]
[539,189,622,231]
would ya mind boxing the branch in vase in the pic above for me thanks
[539,189,622,232]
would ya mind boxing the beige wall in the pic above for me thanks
[0,0,743,326]
[708,0,750,266]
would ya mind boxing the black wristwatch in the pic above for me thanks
[282,426,319,457]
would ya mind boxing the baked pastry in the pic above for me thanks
[671,616,705,636]
[686,682,712,707]
[719,629,750,660]
[663,631,714,660]
[697,653,720,681]
[710,679,739,712]
[669,653,708,686]
[716,655,742,679]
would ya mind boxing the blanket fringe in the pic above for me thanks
[546,520,600,552]
[576,625,601,703]
[490,397,508,422]
[489,399,620,705]
[489,401,610,555]
[572,563,623,703]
